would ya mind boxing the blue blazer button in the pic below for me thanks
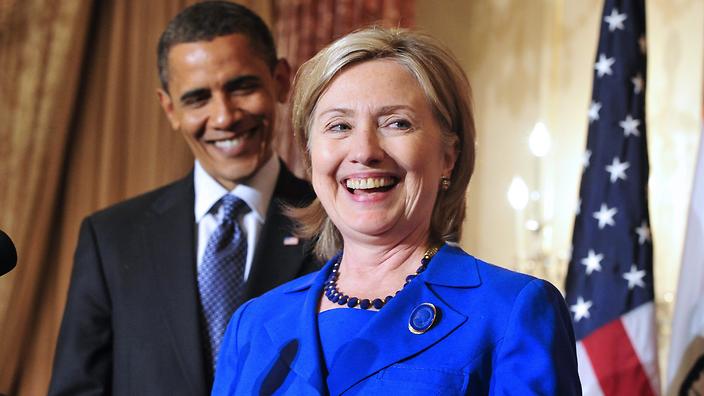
[408,303,438,334]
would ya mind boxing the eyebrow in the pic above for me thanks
[178,75,262,104]
[223,75,261,91]
[317,105,414,118]
[179,88,209,104]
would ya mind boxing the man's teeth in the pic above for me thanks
[214,137,242,149]
[346,177,395,190]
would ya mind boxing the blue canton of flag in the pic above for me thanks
[564,0,659,394]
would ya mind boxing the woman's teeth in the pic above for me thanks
[346,177,395,190]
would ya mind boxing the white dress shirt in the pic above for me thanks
[194,155,280,281]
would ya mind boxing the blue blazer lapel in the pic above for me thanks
[326,245,482,395]
[262,268,329,394]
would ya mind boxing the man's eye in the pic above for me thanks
[232,85,257,95]
[182,96,207,107]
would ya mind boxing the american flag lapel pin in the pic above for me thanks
[283,236,299,246]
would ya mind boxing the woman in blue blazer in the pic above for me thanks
[212,27,581,395]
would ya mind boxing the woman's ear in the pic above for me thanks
[442,134,460,177]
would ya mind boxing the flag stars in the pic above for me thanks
[583,150,592,169]
[570,297,593,322]
[635,221,651,244]
[581,249,604,275]
[619,115,641,137]
[605,157,630,183]
[595,54,615,78]
[588,101,602,123]
[631,73,644,94]
[593,203,618,229]
[604,8,627,31]
[623,264,646,289]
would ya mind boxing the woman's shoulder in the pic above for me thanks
[434,244,563,303]
[434,244,539,283]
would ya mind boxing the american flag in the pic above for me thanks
[564,0,660,394]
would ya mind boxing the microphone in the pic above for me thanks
[0,229,17,276]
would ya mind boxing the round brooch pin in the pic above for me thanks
[408,303,438,334]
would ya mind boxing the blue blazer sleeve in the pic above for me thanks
[491,279,581,395]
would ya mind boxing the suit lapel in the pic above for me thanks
[246,164,314,298]
[142,174,208,393]
[326,245,481,395]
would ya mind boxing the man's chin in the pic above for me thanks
[211,159,268,188]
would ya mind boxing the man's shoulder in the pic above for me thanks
[88,173,193,226]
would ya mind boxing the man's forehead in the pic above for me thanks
[165,34,272,88]
[167,33,263,67]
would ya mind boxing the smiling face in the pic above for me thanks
[158,33,289,190]
[309,59,457,246]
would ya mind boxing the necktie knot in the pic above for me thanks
[220,194,248,221]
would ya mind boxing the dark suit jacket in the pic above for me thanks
[212,245,581,395]
[49,164,318,396]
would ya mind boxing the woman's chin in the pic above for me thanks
[336,214,405,241]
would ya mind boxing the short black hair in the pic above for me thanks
[157,1,277,92]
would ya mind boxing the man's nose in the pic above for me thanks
[350,124,385,165]
[209,95,240,129]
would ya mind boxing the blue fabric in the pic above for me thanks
[198,194,249,370]
[318,308,376,375]
[212,245,582,395]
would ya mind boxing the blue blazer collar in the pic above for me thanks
[279,244,482,292]
[265,244,482,395]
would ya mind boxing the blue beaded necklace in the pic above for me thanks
[323,245,440,310]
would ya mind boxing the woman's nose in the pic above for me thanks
[350,126,385,165]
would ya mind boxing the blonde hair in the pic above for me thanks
[290,27,476,259]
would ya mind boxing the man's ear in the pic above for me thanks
[272,58,291,103]
[157,88,180,130]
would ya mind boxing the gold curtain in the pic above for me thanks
[0,0,95,394]
[0,0,201,393]
[0,1,411,394]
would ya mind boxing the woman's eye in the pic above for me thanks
[328,123,351,132]
[388,119,412,130]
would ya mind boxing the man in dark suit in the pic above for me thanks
[49,2,317,395]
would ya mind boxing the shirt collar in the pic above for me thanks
[194,154,280,223]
